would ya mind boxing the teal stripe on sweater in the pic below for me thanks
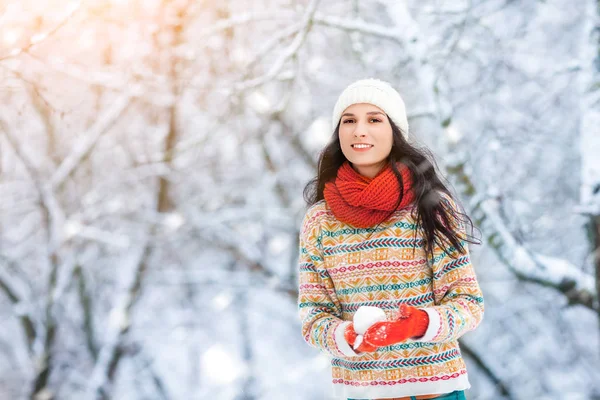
[336,278,432,295]
[299,302,337,309]
[387,341,437,351]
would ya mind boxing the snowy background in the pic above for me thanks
[0,0,599,399]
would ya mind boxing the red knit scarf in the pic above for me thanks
[323,161,416,228]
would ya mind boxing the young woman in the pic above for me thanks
[297,78,484,400]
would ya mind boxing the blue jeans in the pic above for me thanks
[411,390,466,400]
[349,389,467,400]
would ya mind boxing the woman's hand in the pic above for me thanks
[344,322,379,353]
[362,305,429,347]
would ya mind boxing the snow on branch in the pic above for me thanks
[480,197,596,307]
[233,0,321,92]
[74,265,99,361]
[21,53,129,90]
[578,0,600,216]
[575,198,600,216]
[312,13,404,44]
[49,94,132,191]
[6,53,175,107]
[242,21,305,76]
[0,1,83,62]
[0,118,65,249]
[86,239,152,399]
[183,206,297,296]
[448,160,597,311]
[197,10,297,40]
[0,260,37,351]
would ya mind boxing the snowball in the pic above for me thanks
[353,306,387,334]
[354,335,364,350]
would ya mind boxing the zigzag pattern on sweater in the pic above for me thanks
[447,310,456,337]
[298,262,317,273]
[332,349,461,370]
[341,293,435,312]
[324,238,424,256]
[433,256,470,279]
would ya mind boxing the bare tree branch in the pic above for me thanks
[447,159,597,311]
[233,0,321,92]
[0,1,83,61]
[0,122,66,374]
[74,264,98,361]
[133,347,170,400]
[0,265,36,351]
[86,238,152,400]
[459,339,515,399]
[312,14,403,44]
[48,94,131,191]
[197,10,297,40]
[241,22,305,78]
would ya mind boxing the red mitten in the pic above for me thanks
[362,305,429,347]
[344,323,378,353]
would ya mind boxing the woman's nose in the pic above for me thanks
[354,122,368,137]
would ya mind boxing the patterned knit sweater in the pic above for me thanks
[297,194,484,400]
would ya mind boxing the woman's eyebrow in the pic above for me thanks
[341,111,385,117]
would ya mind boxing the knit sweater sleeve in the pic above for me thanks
[297,207,358,358]
[414,194,485,343]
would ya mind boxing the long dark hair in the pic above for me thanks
[302,117,481,262]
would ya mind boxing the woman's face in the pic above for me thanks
[338,103,393,179]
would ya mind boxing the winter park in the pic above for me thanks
[0,0,599,399]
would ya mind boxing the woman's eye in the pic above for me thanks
[342,118,380,124]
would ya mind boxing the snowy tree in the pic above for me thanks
[0,0,598,399]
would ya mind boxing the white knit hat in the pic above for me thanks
[331,78,409,140]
